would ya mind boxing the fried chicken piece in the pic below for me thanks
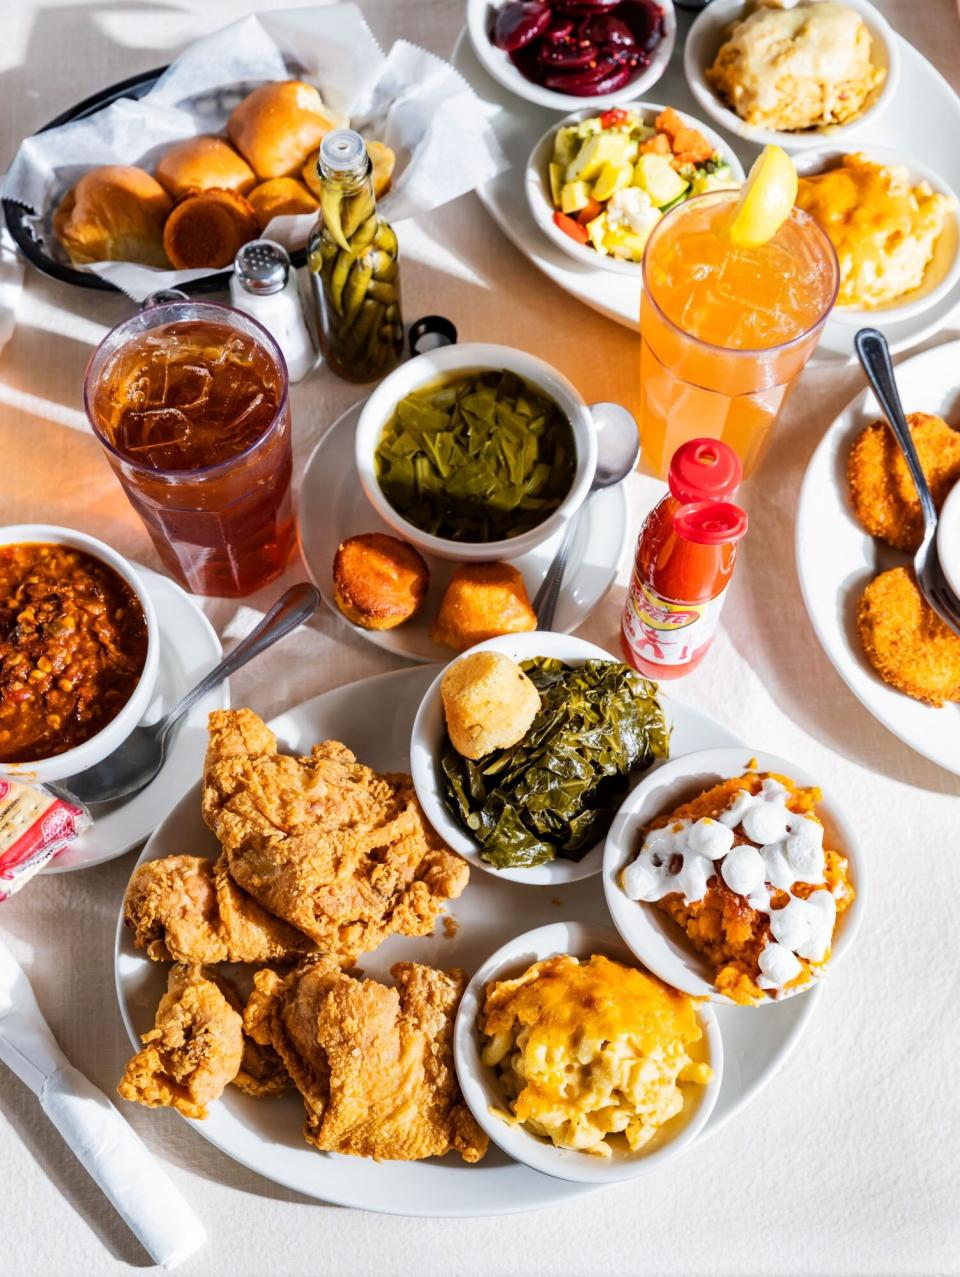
[857,566,960,706]
[847,412,960,552]
[232,1036,291,1098]
[123,853,317,964]
[117,964,243,1119]
[201,710,468,960]
[243,957,487,1162]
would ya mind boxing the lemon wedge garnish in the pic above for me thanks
[726,145,798,248]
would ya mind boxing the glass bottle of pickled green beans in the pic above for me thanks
[306,129,404,383]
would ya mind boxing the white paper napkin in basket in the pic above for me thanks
[2,5,508,301]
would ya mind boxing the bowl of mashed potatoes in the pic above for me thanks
[454,920,722,1183]
[794,147,960,324]
[684,0,899,149]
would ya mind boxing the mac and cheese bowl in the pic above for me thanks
[453,921,722,1183]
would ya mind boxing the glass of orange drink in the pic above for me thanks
[639,188,839,479]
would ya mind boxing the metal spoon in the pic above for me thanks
[854,328,960,637]
[51,582,320,807]
[534,403,640,631]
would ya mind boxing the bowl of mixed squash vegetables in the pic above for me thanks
[526,104,743,274]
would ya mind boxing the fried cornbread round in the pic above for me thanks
[847,412,960,552]
[333,533,429,631]
[162,187,259,269]
[857,566,960,706]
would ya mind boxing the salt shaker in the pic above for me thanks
[230,240,316,382]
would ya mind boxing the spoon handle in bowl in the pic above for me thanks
[534,512,580,632]
[157,582,320,743]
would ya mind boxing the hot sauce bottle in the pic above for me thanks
[621,439,747,679]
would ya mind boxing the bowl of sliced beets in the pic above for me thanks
[467,0,676,112]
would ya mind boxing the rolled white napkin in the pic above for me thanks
[0,936,206,1269]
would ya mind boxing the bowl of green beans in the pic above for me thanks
[354,343,599,562]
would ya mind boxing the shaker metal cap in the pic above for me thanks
[233,240,290,295]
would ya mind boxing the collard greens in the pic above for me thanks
[374,371,576,543]
[441,657,669,869]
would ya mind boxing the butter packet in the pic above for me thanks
[0,778,90,899]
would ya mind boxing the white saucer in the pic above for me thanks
[452,27,960,363]
[45,564,227,872]
[116,666,819,1216]
[297,400,629,664]
[796,340,960,775]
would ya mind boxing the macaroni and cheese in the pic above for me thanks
[797,154,954,309]
[480,953,711,1157]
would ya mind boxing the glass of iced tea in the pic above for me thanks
[639,190,839,479]
[85,301,294,597]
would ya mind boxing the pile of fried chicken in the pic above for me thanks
[117,709,487,1164]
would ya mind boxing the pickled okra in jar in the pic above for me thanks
[307,130,404,383]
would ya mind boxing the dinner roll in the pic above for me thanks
[228,80,341,180]
[302,138,396,201]
[441,651,540,760]
[155,135,256,200]
[162,188,259,269]
[248,178,318,229]
[53,166,171,267]
[333,533,429,631]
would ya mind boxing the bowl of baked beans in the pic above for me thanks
[0,525,159,784]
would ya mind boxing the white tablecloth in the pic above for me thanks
[1,2,959,1274]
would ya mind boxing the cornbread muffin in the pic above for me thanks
[333,533,429,631]
[857,567,960,707]
[706,1,885,132]
[430,563,537,652]
[847,412,960,553]
[798,155,955,308]
[162,187,259,269]
[621,772,855,1005]
[440,651,540,760]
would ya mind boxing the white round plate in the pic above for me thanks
[796,340,960,775]
[46,564,227,872]
[452,24,960,362]
[297,400,628,663]
[116,667,819,1216]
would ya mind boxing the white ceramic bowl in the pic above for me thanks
[410,630,663,885]
[937,479,960,603]
[525,102,745,276]
[354,342,598,563]
[454,919,723,1183]
[603,746,865,1005]
[794,146,960,327]
[683,0,900,151]
[467,0,677,113]
[0,525,160,785]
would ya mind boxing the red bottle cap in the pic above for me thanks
[668,439,743,504]
[674,501,748,545]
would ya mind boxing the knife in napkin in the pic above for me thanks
[0,935,206,1269]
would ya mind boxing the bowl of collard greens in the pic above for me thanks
[354,343,600,562]
[410,631,669,885]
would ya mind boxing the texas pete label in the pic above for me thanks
[622,574,727,667]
